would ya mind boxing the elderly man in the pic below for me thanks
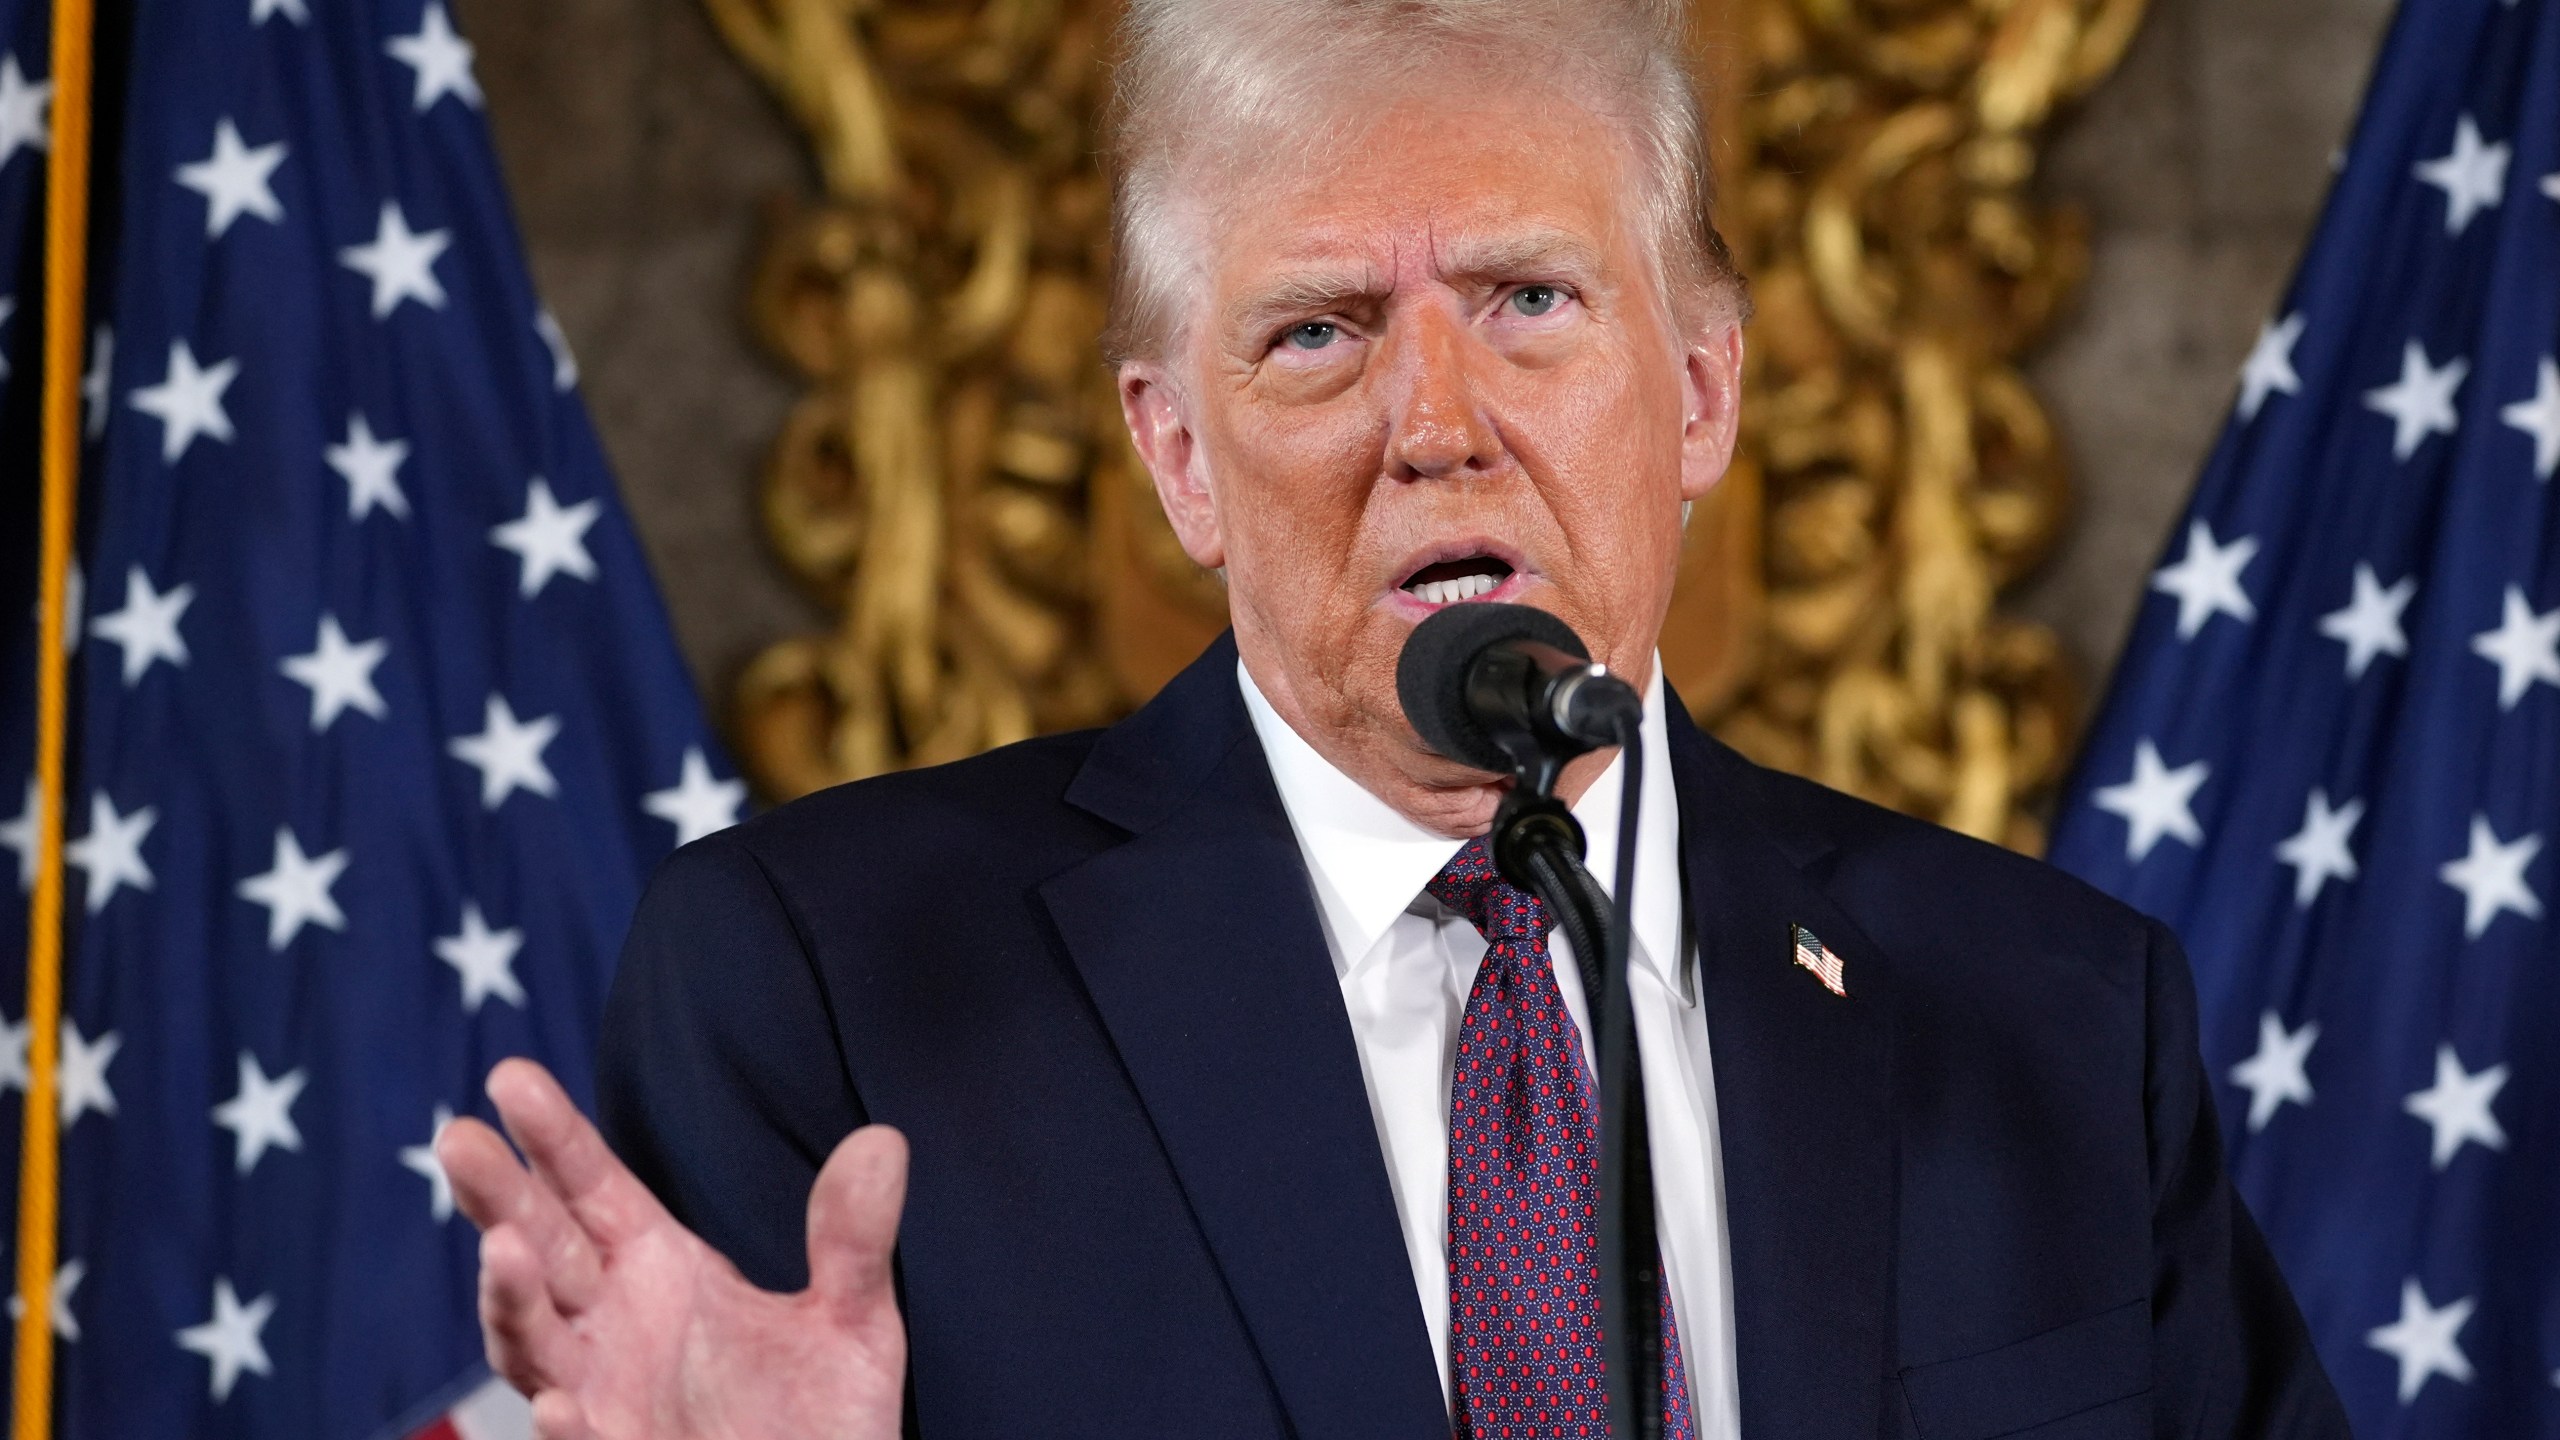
[438,0,2352,1435]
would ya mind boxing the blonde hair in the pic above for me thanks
[1100,0,1746,365]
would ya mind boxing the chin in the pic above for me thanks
[1400,774,1506,839]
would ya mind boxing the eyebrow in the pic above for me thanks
[1434,228,1606,286]
[1223,268,1388,342]
[1221,227,1609,342]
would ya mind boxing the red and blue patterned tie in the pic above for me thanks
[1433,837,1696,1440]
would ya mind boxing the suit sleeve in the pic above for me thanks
[2142,917,2352,1438]
[597,833,870,1293]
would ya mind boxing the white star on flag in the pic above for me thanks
[2402,1044,2508,1170]
[0,295,15,382]
[2412,115,2509,237]
[2500,357,2560,480]
[0,1014,25,1091]
[437,901,527,1012]
[2544,171,2560,206]
[536,308,579,392]
[8,1258,84,1343]
[2468,585,2560,710]
[448,694,563,809]
[1,777,38,891]
[64,791,157,914]
[57,1020,120,1126]
[39,556,81,654]
[326,411,413,521]
[491,477,603,597]
[210,1052,307,1175]
[80,325,111,439]
[0,54,49,171]
[174,118,287,240]
[129,338,241,463]
[2318,564,2416,680]
[2149,520,2259,639]
[2274,789,2363,909]
[386,3,482,112]
[2438,814,2542,939]
[2228,1010,2317,1132]
[235,827,351,951]
[89,565,195,686]
[251,0,309,22]
[2094,739,2208,862]
[279,614,390,732]
[2237,312,2305,421]
[174,1278,275,1403]
[646,747,747,846]
[340,201,452,319]
[2362,340,2468,462]
[401,1105,459,1221]
[2366,1279,2475,1404]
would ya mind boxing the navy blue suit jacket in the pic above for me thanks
[597,636,2351,1439]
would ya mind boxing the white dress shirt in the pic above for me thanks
[1239,661,1741,1437]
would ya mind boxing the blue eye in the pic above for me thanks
[1284,321,1340,351]
[1509,286,1561,317]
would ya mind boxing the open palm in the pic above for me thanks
[439,1059,908,1440]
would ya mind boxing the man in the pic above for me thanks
[438,0,2354,1435]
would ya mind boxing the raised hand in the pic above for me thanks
[438,1059,909,1440]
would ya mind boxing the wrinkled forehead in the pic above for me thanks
[1165,83,1660,342]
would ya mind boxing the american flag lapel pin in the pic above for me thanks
[1791,924,1848,998]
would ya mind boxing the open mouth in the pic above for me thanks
[1399,555,1517,606]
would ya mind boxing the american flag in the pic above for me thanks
[0,2,740,1437]
[2048,0,2558,1433]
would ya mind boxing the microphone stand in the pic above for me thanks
[1486,711,1661,1440]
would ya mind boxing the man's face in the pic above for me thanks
[1118,80,1744,835]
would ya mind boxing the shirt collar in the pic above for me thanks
[1238,657,1685,990]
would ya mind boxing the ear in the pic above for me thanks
[1677,322,1745,504]
[1117,362,1227,570]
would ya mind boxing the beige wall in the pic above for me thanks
[2017,0,2395,682]
[459,0,2396,729]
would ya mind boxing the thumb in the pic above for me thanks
[806,1124,909,1322]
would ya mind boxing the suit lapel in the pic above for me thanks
[1041,641,1449,1439]
[1043,645,1902,1436]
[1669,712,1899,1435]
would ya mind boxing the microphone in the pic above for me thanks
[1396,600,1666,1440]
[1395,601,1642,779]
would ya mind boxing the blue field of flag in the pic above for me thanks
[2050,0,2559,1433]
[0,3,740,1435]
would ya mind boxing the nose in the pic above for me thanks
[1381,308,1503,482]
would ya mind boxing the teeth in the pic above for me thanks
[1408,572,1502,605]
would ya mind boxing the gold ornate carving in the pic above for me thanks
[1710,0,2144,850]
[707,0,2145,855]
[703,0,1128,797]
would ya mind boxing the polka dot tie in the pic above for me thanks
[1431,838,1696,1440]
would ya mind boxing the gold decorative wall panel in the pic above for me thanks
[702,0,1128,798]
[1716,0,2145,850]
[705,0,2145,852]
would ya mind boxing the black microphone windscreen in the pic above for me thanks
[1396,602,1588,772]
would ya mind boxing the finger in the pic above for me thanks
[441,1115,536,1233]
[487,1058,672,1253]
[443,1112,605,1313]
[479,1224,581,1393]
[806,1124,909,1320]
[529,1389,593,1440]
